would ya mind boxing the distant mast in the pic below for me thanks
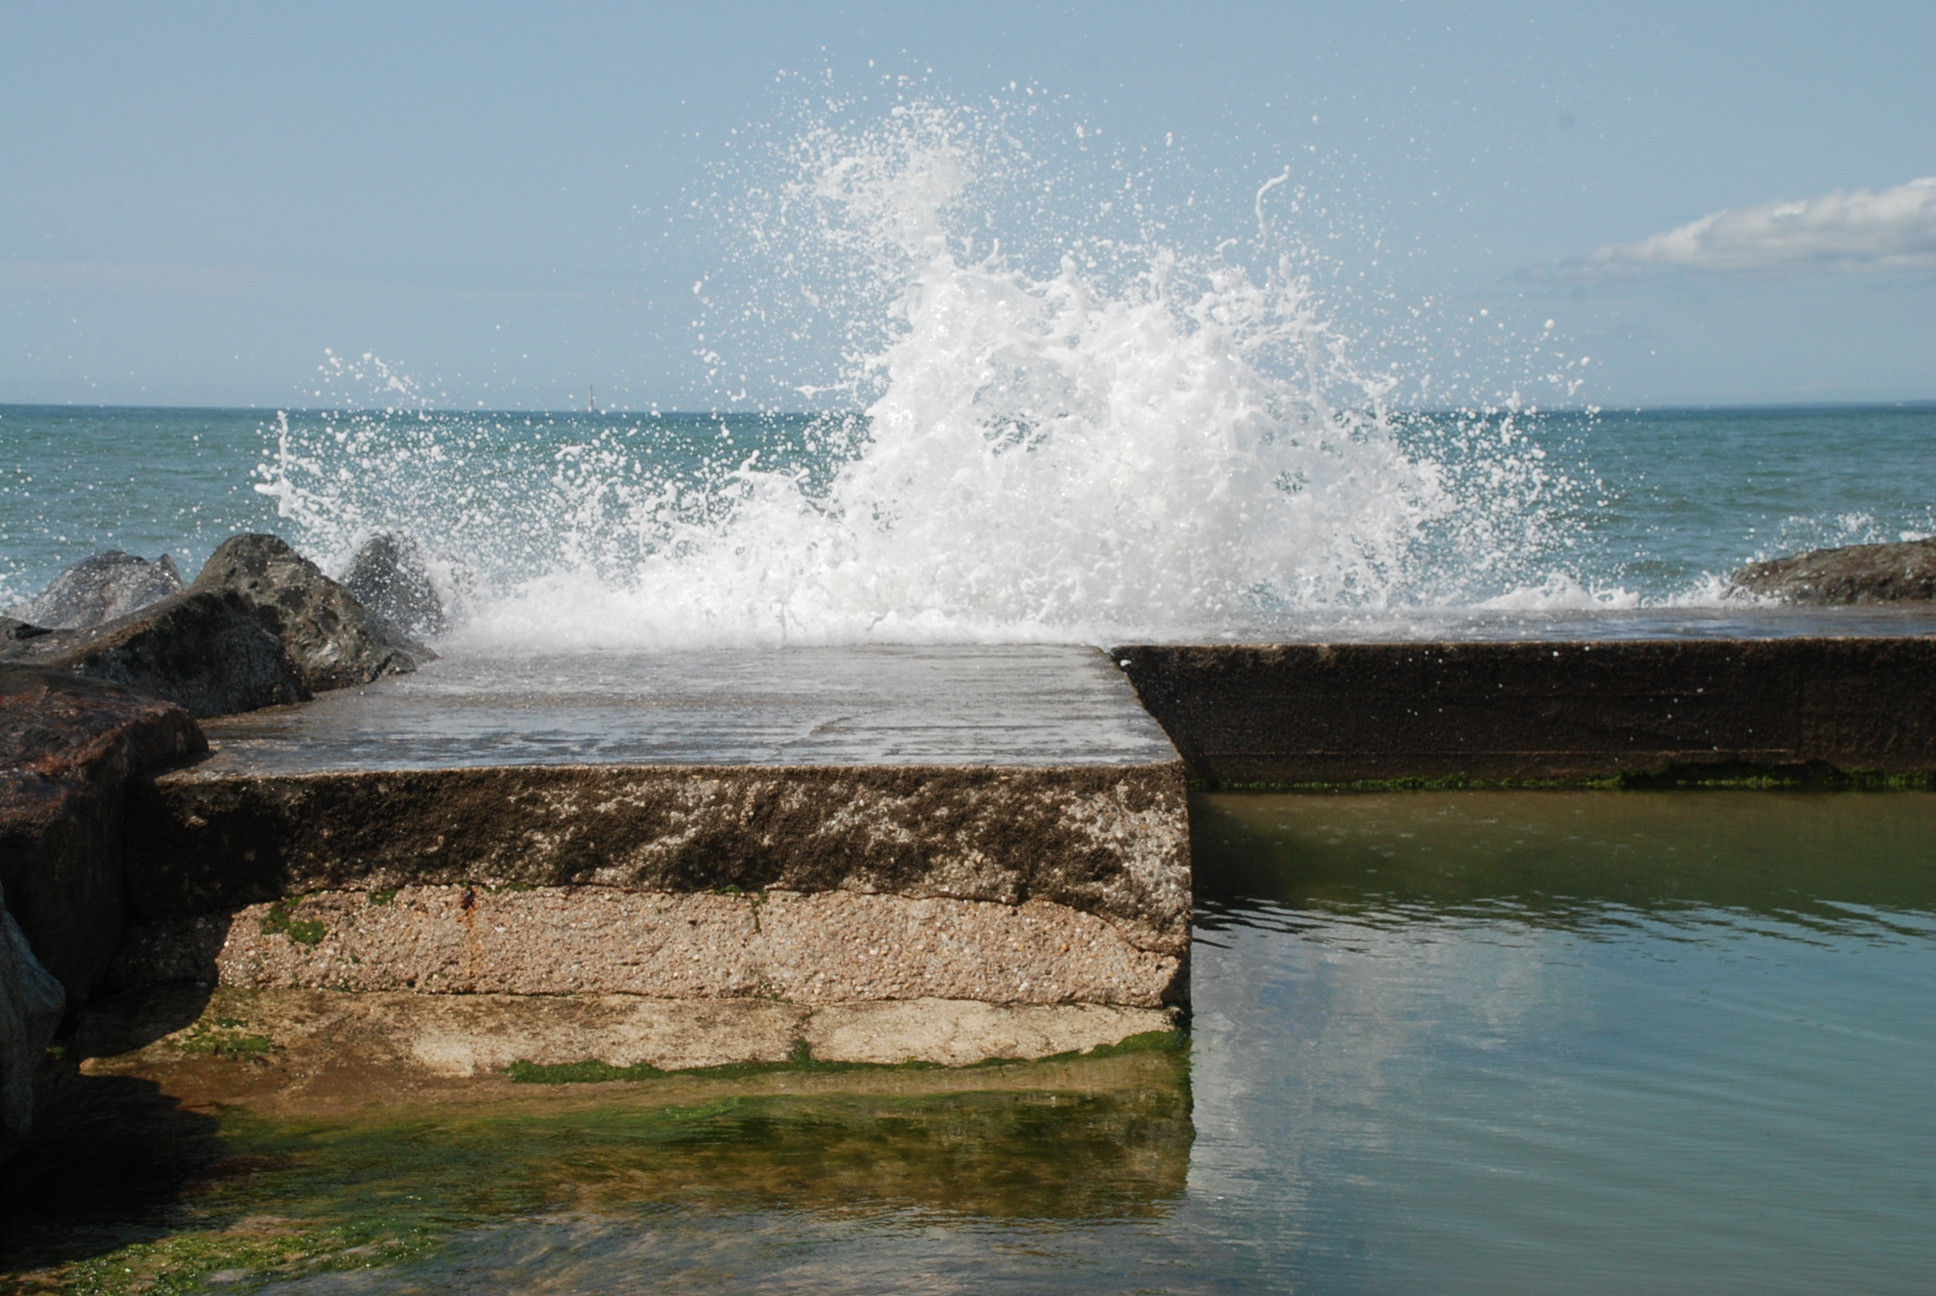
[586,386,597,414]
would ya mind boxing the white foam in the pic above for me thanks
[260,97,1589,647]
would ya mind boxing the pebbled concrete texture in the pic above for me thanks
[110,885,1185,1007]
[1116,637,1936,784]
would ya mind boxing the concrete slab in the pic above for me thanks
[190,644,1178,773]
[118,646,1192,1064]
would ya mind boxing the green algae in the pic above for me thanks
[258,899,326,947]
[0,1055,1189,1294]
[173,1017,274,1062]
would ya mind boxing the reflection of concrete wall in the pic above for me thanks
[1118,639,1936,784]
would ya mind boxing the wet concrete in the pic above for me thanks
[188,644,1177,773]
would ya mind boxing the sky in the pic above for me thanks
[1,0,1931,411]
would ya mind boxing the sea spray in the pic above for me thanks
[255,93,1597,645]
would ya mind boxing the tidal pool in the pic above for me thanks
[3,791,1932,1294]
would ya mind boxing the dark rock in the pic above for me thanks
[341,533,447,637]
[1,618,51,642]
[0,590,304,718]
[1729,537,1936,604]
[7,551,184,629]
[0,669,206,1006]
[2,877,65,1160]
[193,534,435,693]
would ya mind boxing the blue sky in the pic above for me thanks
[1,0,1930,410]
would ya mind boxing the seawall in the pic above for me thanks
[1113,636,1936,785]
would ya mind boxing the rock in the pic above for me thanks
[1,618,51,642]
[341,533,447,637]
[0,590,304,718]
[6,551,183,630]
[1729,537,1936,604]
[193,533,436,693]
[0,669,206,1005]
[1,878,65,1160]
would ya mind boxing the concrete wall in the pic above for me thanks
[1114,638,1936,784]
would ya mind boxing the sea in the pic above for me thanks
[4,401,1933,643]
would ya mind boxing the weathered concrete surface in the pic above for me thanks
[68,985,1175,1084]
[69,984,1183,1111]
[126,647,1190,950]
[176,645,1182,770]
[1,879,65,1159]
[6,550,183,630]
[127,764,1189,954]
[112,647,1191,1057]
[111,886,1182,1006]
[804,999,1168,1067]
[1115,638,1936,784]
[0,589,303,718]
[193,533,433,693]
[1731,537,1936,604]
[0,669,206,1000]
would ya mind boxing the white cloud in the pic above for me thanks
[1549,176,1936,279]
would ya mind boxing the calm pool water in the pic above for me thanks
[3,791,1932,1294]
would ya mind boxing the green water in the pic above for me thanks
[4,792,1933,1293]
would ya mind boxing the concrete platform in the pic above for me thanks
[115,646,1191,1069]
[186,644,1179,772]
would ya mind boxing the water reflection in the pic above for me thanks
[1187,789,1936,1295]
[0,1054,1193,1292]
[1194,789,1936,942]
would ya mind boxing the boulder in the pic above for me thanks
[6,551,183,630]
[341,533,447,637]
[0,589,304,718]
[1,878,65,1161]
[194,534,434,694]
[1,618,51,643]
[0,669,206,1005]
[1730,537,1936,604]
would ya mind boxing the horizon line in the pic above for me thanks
[3,398,1934,418]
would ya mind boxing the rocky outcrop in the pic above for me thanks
[0,669,206,1003]
[0,590,304,718]
[341,533,447,637]
[1,878,65,1160]
[1729,537,1936,604]
[6,551,183,629]
[194,534,434,693]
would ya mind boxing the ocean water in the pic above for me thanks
[3,401,1932,646]
[4,791,1932,1293]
